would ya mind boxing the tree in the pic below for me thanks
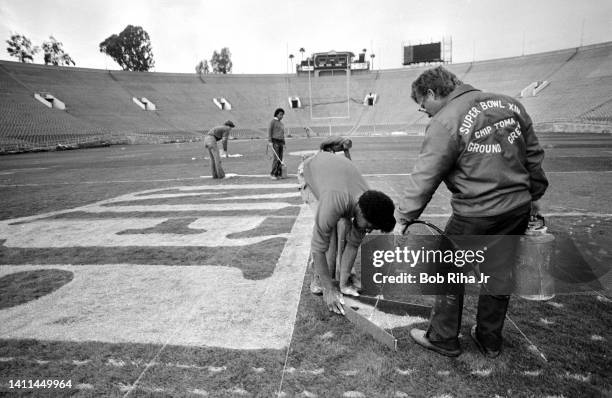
[42,36,75,66]
[6,33,39,63]
[195,59,209,75]
[99,25,154,71]
[210,47,232,74]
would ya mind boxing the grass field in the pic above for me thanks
[0,135,611,397]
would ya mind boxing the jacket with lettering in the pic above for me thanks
[396,84,548,221]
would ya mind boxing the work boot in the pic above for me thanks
[470,325,501,358]
[340,284,360,297]
[410,329,461,357]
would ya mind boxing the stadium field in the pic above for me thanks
[0,134,611,397]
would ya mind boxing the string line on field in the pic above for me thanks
[123,244,248,397]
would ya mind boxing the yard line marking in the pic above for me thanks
[3,169,611,188]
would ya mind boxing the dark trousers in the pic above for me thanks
[270,140,284,177]
[426,203,530,351]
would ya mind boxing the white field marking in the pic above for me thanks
[106,153,152,159]
[0,357,14,362]
[191,389,209,396]
[200,174,296,179]
[395,392,411,398]
[118,383,134,392]
[108,359,126,367]
[277,392,288,398]
[73,359,91,366]
[340,370,358,376]
[0,208,313,349]
[208,366,227,373]
[0,183,299,226]
[167,362,207,370]
[229,387,249,395]
[527,344,539,354]
[547,302,564,308]
[597,295,612,303]
[343,297,427,329]
[0,177,298,188]
[35,359,50,364]
[523,370,543,376]
[302,368,324,375]
[591,335,605,341]
[0,217,288,247]
[3,170,611,188]
[395,368,415,376]
[0,167,50,173]
[540,318,555,325]
[437,370,451,376]
[564,372,592,382]
[285,367,296,374]
[471,369,492,377]
[343,392,366,398]
[301,391,317,398]
[319,331,335,340]
[209,192,300,200]
[81,202,294,213]
[288,150,319,157]
[75,383,94,390]
[252,367,265,373]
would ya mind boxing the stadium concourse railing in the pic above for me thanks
[1,42,611,153]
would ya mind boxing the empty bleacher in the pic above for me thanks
[1,41,611,153]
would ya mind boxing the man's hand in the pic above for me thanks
[220,150,228,158]
[530,200,542,218]
[322,286,345,315]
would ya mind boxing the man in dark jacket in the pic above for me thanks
[268,108,286,179]
[395,66,548,358]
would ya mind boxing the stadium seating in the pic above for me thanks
[1,42,611,152]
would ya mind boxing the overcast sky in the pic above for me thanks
[1,0,611,74]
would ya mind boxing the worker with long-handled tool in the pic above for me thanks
[268,108,286,180]
[298,151,396,313]
[395,66,548,358]
[204,120,235,179]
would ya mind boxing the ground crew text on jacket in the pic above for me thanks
[396,84,548,221]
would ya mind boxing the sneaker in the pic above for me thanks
[340,284,360,297]
[409,329,461,357]
[310,274,323,295]
[470,325,501,358]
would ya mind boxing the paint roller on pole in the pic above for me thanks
[267,143,288,179]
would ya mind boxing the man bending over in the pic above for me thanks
[299,151,396,314]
